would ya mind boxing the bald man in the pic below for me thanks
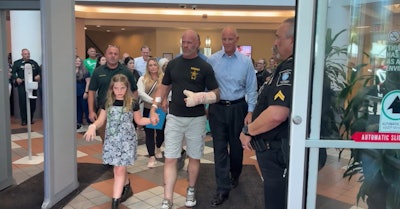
[150,29,220,209]
[207,26,257,207]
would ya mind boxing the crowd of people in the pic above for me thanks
[8,17,294,209]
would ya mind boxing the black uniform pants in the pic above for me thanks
[17,85,36,123]
[256,140,288,209]
[209,99,247,193]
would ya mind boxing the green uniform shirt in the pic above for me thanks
[89,63,137,107]
[11,59,41,84]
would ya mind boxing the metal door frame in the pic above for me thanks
[288,1,400,208]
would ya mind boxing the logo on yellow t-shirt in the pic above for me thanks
[191,67,200,80]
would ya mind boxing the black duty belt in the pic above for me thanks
[251,138,283,151]
[217,97,245,106]
[263,139,282,150]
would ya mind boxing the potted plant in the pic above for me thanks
[322,27,400,208]
[324,29,400,208]
[341,91,400,208]
[320,28,348,139]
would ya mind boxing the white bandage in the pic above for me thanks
[183,89,217,107]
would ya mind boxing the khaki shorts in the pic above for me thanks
[164,114,206,159]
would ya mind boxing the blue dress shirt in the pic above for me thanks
[208,50,257,112]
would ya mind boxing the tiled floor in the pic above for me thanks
[8,117,368,209]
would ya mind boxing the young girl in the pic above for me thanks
[84,74,153,209]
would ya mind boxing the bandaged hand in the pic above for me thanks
[183,89,217,107]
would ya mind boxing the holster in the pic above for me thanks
[250,138,267,152]
[250,137,290,167]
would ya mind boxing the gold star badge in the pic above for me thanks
[274,90,285,101]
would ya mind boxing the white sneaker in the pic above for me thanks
[185,186,197,207]
[160,199,173,209]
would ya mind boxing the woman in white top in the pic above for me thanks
[137,57,165,168]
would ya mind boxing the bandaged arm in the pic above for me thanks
[183,88,220,107]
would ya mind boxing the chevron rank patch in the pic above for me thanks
[277,69,292,86]
[274,90,285,101]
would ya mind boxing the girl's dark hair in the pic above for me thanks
[124,56,134,65]
[96,55,105,68]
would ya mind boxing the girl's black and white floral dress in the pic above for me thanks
[102,100,138,166]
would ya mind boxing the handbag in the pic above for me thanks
[147,80,158,96]
[139,80,157,104]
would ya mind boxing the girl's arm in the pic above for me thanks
[83,109,106,141]
[133,110,151,126]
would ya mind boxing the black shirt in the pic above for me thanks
[252,56,294,141]
[163,56,219,117]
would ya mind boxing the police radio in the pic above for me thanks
[24,63,38,99]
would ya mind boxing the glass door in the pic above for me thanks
[289,1,400,208]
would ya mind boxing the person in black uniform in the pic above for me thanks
[11,48,41,126]
[240,17,295,209]
[255,58,268,90]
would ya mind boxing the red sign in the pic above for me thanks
[352,132,400,142]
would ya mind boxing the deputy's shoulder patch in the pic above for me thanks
[276,69,292,87]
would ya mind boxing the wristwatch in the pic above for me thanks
[242,125,252,136]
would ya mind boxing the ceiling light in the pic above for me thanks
[106,29,111,32]
[75,5,294,17]
[121,28,125,30]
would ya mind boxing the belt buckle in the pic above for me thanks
[225,101,231,106]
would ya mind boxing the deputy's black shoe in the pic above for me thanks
[21,121,27,126]
[230,177,239,189]
[120,180,133,202]
[210,192,229,207]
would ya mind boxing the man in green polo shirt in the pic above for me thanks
[84,47,97,76]
[88,45,138,137]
